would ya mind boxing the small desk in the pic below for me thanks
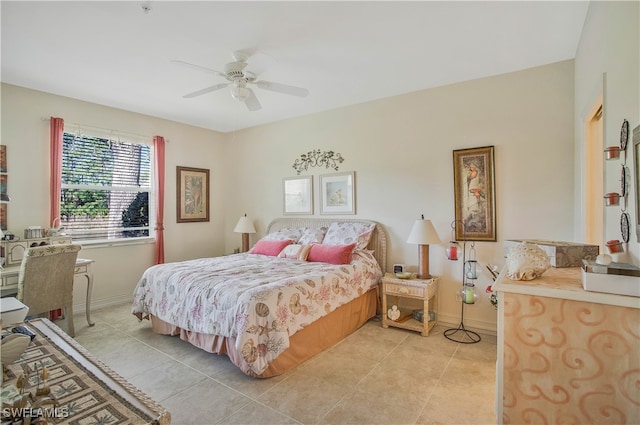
[0,258,96,326]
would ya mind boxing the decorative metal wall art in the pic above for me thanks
[609,119,633,246]
[633,123,640,242]
[292,150,344,175]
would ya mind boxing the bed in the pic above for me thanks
[132,217,387,378]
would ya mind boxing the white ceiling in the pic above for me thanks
[1,1,589,133]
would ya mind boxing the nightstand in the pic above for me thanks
[381,272,439,336]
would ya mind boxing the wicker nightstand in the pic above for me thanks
[381,272,439,336]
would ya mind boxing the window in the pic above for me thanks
[60,132,154,243]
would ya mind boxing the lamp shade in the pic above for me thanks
[407,219,441,245]
[233,215,256,234]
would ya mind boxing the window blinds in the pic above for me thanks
[60,133,152,241]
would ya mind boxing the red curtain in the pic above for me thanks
[153,136,166,264]
[50,117,64,225]
[49,117,64,320]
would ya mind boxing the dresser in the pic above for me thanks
[493,267,639,424]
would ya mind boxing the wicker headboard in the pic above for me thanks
[266,217,388,274]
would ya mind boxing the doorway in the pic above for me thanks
[585,104,603,250]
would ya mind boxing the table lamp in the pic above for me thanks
[407,215,441,279]
[233,214,256,252]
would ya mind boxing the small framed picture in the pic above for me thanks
[320,171,355,215]
[283,175,313,215]
[176,166,210,223]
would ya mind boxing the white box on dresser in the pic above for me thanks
[581,260,640,297]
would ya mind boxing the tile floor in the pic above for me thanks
[71,303,497,425]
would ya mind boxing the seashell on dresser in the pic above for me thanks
[506,241,550,280]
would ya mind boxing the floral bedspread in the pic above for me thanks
[131,250,382,375]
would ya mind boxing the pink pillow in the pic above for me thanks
[307,243,357,265]
[250,239,294,256]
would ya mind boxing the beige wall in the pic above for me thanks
[1,84,227,307]
[223,60,576,333]
[9,38,632,334]
[574,0,640,264]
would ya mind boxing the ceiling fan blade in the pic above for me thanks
[244,88,262,111]
[242,51,274,77]
[256,80,309,97]
[171,60,227,79]
[183,83,229,99]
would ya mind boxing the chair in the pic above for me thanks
[17,243,81,336]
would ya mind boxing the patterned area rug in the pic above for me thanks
[2,321,170,425]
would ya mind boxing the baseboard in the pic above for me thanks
[437,312,497,337]
[73,294,132,314]
[74,297,499,337]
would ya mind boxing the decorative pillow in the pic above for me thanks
[298,227,328,245]
[262,228,304,242]
[278,244,312,260]
[307,243,357,265]
[250,239,294,256]
[322,222,375,250]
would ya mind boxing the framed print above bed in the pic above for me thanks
[283,175,313,215]
[320,171,355,215]
[176,166,210,223]
[453,146,496,241]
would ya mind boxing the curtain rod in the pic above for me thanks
[41,117,169,143]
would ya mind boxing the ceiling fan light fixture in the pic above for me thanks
[231,85,250,101]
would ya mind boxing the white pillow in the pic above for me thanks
[322,222,375,250]
[262,227,304,242]
[298,227,328,244]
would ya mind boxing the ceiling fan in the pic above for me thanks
[172,51,309,111]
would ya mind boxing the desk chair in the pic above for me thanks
[17,243,81,336]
